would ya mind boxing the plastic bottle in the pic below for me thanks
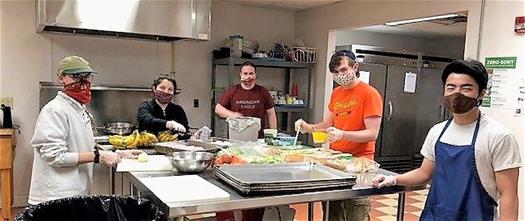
[200,126,212,142]
[291,83,298,97]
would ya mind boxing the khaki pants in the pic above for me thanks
[324,198,371,221]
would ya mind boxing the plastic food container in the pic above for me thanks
[312,130,328,144]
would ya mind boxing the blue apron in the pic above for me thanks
[420,114,497,221]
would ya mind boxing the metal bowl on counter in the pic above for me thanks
[170,151,214,173]
[98,122,135,135]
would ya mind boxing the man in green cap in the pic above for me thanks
[28,55,143,204]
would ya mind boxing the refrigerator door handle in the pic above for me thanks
[387,100,393,121]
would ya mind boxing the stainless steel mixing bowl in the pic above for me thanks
[171,151,214,173]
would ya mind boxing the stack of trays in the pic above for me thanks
[214,163,356,195]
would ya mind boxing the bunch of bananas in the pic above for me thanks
[158,130,178,142]
[108,130,159,149]
[138,131,159,146]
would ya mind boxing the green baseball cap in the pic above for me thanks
[57,55,97,75]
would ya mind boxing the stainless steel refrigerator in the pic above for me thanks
[335,44,455,172]
[361,62,446,172]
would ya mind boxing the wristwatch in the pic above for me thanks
[93,148,100,163]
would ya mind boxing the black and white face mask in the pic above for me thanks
[333,71,356,87]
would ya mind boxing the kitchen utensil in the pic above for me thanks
[293,130,300,146]
[98,122,135,135]
[116,155,172,172]
[140,175,230,204]
[171,151,214,173]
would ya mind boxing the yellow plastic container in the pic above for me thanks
[312,131,328,144]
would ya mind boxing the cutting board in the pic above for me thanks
[140,175,230,204]
[116,155,172,172]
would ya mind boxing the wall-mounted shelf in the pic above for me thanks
[211,57,314,136]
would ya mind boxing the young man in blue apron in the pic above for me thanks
[372,59,521,220]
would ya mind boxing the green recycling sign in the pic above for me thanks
[485,57,517,69]
[482,56,519,108]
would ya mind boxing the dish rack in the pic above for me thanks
[292,47,317,63]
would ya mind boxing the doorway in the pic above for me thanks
[327,11,468,172]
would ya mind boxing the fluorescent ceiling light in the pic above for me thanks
[385,14,460,26]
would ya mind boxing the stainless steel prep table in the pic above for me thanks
[124,169,424,221]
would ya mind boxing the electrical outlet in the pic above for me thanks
[193,99,199,108]
[0,97,13,108]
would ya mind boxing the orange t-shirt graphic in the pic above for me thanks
[328,82,383,159]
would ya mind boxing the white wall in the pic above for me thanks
[335,29,465,58]
[477,0,525,219]
[174,0,295,128]
[0,0,295,206]
[0,0,172,206]
[426,36,467,59]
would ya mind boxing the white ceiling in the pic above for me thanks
[354,21,467,39]
[220,1,466,39]
[218,0,342,11]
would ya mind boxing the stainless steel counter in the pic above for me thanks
[124,169,424,221]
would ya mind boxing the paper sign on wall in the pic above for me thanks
[404,72,417,93]
[483,57,519,112]
[359,71,370,84]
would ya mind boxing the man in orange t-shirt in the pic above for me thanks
[296,50,382,221]
[328,78,382,159]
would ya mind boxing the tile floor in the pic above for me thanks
[291,188,429,221]
[370,189,428,221]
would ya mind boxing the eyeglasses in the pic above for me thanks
[70,73,94,82]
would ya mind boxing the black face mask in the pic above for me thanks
[442,92,479,114]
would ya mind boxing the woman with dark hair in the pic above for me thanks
[137,74,189,135]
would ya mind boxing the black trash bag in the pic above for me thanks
[15,195,167,221]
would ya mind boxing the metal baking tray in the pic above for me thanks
[214,163,356,195]
[216,163,355,185]
[214,169,353,189]
[215,172,353,195]
[153,141,215,155]
[186,137,239,152]
[154,137,237,155]
[215,168,351,188]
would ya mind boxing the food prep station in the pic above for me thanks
[102,136,424,221]
[124,168,422,221]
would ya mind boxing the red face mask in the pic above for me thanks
[154,89,173,104]
[64,81,92,104]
